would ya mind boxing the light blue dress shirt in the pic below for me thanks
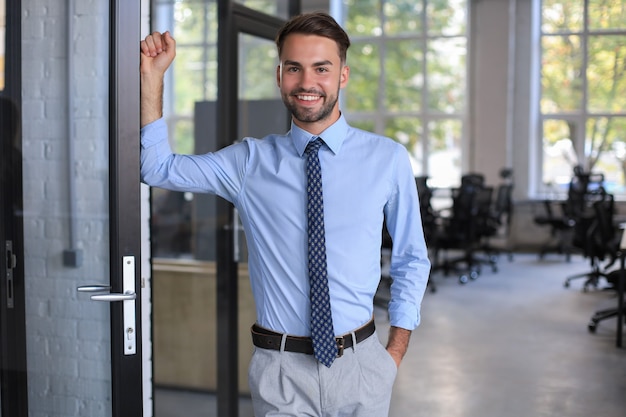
[141,114,431,336]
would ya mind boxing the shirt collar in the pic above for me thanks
[291,113,349,157]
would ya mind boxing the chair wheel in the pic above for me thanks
[459,275,469,284]
[470,270,479,280]
[588,322,597,333]
[564,281,570,288]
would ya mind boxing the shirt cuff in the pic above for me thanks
[140,117,167,147]
[388,302,420,330]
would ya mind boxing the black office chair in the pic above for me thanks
[431,175,493,284]
[564,191,618,291]
[586,198,625,332]
[415,176,437,246]
[376,185,437,308]
[479,169,515,264]
[587,269,625,333]
[533,167,605,262]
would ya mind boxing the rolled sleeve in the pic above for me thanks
[385,147,431,330]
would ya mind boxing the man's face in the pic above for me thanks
[277,34,349,134]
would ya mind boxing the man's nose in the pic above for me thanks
[299,69,316,88]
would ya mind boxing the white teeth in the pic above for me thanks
[297,95,319,101]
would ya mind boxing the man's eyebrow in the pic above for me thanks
[283,60,334,67]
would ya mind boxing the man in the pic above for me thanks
[140,11,430,417]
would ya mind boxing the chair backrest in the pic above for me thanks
[415,176,433,213]
[493,183,513,215]
[414,176,437,243]
[577,193,615,260]
[592,193,615,246]
[447,180,492,244]
[461,173,485,188]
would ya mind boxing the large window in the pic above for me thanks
[540,0,626,195]
[336,0,467,188]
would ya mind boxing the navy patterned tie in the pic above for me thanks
[305,138,337,367]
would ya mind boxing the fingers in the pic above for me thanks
[162,31,176,54]
[140,31,175,58]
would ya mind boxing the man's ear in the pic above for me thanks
[276,64,282,88]
[340,65,350,89]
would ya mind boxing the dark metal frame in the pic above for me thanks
[109,0,143,415]
[0,0,28,415]
[215,1,300,415]
[1,1,143,415]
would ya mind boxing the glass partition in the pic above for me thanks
[151,2,289,415]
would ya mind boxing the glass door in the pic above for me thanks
[1,0,144,416]
[150,1,298,416]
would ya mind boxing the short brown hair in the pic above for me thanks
[275,12,351,64]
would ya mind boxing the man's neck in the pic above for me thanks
[292,111,342,136]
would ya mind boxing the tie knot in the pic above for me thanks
[305,138,324,155]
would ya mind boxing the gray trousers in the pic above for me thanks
[248,331,398,417]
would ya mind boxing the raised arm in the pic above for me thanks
[140,31,176,128]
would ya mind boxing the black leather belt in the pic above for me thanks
[251,319,375,358]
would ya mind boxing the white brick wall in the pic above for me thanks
[22,0,113,416]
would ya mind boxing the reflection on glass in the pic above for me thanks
[586,117,626,194]
[346,41,380,111]
[541,0,583,33]
[588,0,626,31]
[151,2,223,416]
[427,37,465,113]
[427,119,461,188]
[384,40,423,112]
[21,1,112,414]
[151,0,219,262]
[588,35,626,113]
[151,4,285,415]
[541,35,582,113]
[239,33,279,100]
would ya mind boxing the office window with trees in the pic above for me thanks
[338,0,467,188]
[540,0,626,195]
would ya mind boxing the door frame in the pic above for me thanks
[0,0,28,415]
[1,0,144,415]
[108,0,143,414]
[214,1,300,415]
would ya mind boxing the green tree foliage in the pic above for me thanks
[343,0,466,182]
[541,0,626,190]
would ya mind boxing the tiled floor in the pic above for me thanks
[154,253,626,417]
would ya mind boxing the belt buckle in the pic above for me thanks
[335,336,344,358]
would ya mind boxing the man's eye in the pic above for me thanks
[317,67,329,73]
[286,67,299,72]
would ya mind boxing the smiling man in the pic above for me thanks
[139,12,430,417]
[277,33,348,132]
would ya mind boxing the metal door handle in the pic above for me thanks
[76,256,137,355]
[77,285,112,293]
[91,291,136,301]
[77,285,135,301]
